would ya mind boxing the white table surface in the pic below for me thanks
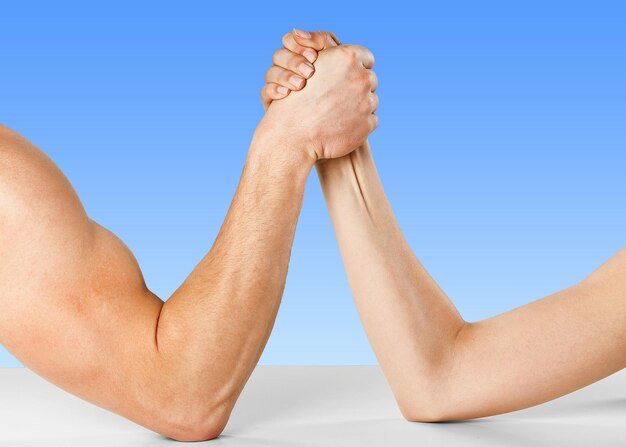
[1,366,625,446]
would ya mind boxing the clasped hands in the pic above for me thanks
[256,29,378,164]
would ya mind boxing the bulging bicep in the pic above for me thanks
[0,126,164,415]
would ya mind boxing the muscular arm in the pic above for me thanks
[318,143,626,420]
[0,42,377,442]
[0,123,312,441]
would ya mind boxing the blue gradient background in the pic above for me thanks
[1,1,625,367]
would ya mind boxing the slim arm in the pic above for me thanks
[317,142,626,421]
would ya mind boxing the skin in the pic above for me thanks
[0,41,377,441]
[264,30,626,422]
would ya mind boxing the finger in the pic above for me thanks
[260,83,290,111]
[369,70,378,92]
[345,44,375,69]
[265,65,306,91]
[282,32,318,64]
[282,30,340,63]
[260,85,272,111]
[291,29,341,52]
[370,114,379,132]
[272,48,315,79]
[370,92,379,113]
[362,49,375,69]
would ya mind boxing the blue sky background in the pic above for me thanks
[1,1,625,366]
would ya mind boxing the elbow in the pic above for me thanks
[399,402,459,423]
[395,380,461,423]
[396,383,476,423]
[397,390,455,422]
[156,400,230,442]
[395,368,464,423]
[394,374,469,423]
[400,322,473,423]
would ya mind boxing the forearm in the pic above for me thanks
[155,119,313,434]
[316,143,464,408]
[318,143,626,421]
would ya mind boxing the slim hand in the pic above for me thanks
[259,30,378,161]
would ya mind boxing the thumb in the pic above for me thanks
[292,29,340,50]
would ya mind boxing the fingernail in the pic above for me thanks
[298,63,314,78]
[303,49,316,63]
[289,75,304,88]
[277,85,289,95]
[293,28,311,39]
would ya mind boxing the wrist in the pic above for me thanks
[316,142,372,173]
[248,117,316,180]
[252,112,318,167]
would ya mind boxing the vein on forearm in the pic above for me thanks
[348,150,372,217]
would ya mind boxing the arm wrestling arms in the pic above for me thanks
[0,40,377,441]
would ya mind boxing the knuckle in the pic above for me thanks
[271,49,283,65]
[339,45,358,60]
[370,71,378,88]
[327,32,341,45]
[273,49,307,72]
[279,69,294,83]
[361,97,371,112]
[266,84,278,97]
[370,114,379,128]
[289,54,306,70]
[357,69,370,86]
[372,94,379,111]
[324,32,337,47]
[281,32,293,45]
[267,66,288,84]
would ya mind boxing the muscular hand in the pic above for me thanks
[261,29,341,107]
[259,30,378,161]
